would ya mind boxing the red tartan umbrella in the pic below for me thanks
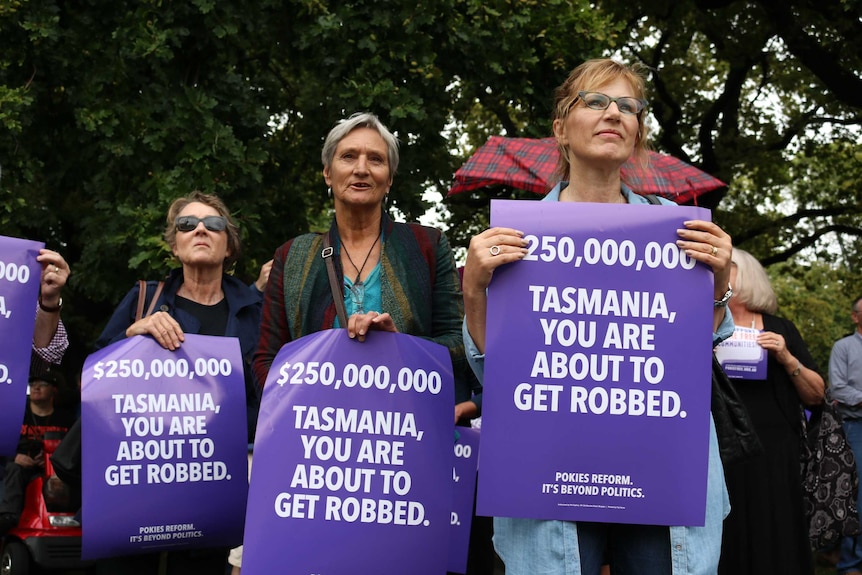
[447,136,726,204]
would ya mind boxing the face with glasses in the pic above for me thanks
[553,77,644,170]
[172,202,231,269]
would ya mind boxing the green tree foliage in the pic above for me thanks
[592,0,861,361]
[770,261,862,378]
[1,0,860,369]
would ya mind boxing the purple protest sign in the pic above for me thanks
[80,334,249,559]
[448,426,480,574]
[0,235,45,455]
[242,329,454,575]
[477,200,714,526]
[714,326,767,379]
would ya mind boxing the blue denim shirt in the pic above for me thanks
[464,183,734,575]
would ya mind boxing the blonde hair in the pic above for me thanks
[552,58,650,182]
[731,248,777,314]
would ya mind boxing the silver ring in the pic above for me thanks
[710,246,718,256]
[489,245,501,256]
[53,265,60,273]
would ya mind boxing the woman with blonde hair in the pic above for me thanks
[461,58,735,575]
[719,248,825,574]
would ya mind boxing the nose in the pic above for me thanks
[353,154,370,174]
[604,102,622,118]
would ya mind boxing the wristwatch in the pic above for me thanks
[791,361,802,377]
[38,296,63,313]
[713,283,733,308]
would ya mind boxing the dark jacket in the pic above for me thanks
[94,268,263,442]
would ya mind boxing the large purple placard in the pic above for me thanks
[0,236,44,455]
[477,200,714,526]
[448,426,480,574]
[242,330,454,575]
[80,334,249,559]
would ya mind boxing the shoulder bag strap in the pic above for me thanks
[322,234,349,327]
[135,280,147,322]
[135,280,166,322]
[145,281,165,318]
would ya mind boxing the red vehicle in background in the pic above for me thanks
[0,432,91,575]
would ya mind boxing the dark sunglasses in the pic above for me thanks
[175,215,228,233]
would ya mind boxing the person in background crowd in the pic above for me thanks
[829,295,862,575]
[718,248,825,574]
[249,112,482,574]
[460,58,735,575]
[93,191,269,575]
[0,369,77,534]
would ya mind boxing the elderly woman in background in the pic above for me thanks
[460,58,735,575]
[94,191,268,575]
[718,248,825,574]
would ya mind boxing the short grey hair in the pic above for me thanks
[321,112,400,176]
[731,248,778,314]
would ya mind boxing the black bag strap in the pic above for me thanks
[643,193,661,205]
[322,234,349,327]
[135,280,165,322]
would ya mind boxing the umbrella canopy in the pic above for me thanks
[447,136,726,204]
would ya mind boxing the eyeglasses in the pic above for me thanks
[577,91,647,115]
[175,215,228,233]
[29,381,52,389]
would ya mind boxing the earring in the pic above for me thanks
[327,187,332,199]
[384,193,389,205]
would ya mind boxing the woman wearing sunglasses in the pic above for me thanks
[460,59,735,575]
[91,191,269,573]
[95,191,268,443]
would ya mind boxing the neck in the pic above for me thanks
[336,209,383,244]
[560,183,626,204]
[178,270,224,305]
[30,400,54,417]
[729,302,759,328]
[561,160,626,203]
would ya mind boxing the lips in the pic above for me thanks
[597,129,622,138]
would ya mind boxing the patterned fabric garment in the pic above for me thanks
[252,213,474,400]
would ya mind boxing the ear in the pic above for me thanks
[552,119,567,145]
[323,167,332,187]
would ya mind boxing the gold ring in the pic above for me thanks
[489,245,501,256]
[711,246,718,256]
